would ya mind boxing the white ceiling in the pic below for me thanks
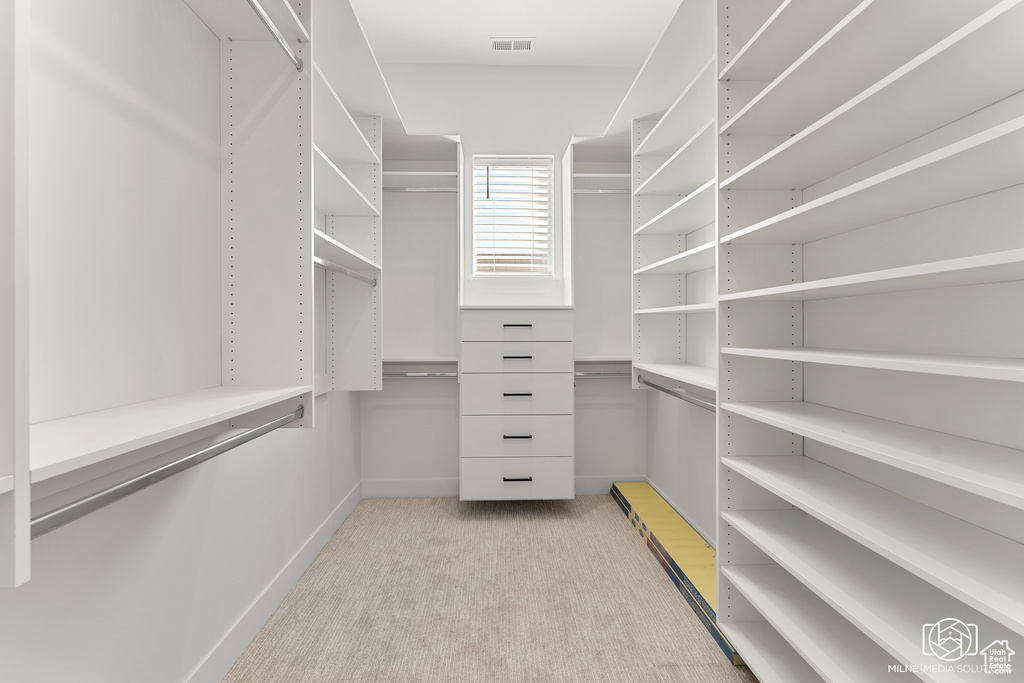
[348,0,684,68]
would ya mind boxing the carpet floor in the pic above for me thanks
[223,495,759,683]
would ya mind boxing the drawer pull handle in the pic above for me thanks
[503,355,533,360]
[503,324,533,328]
[503,435,533,439]
[503,392,533,397]
[503,476,533,482]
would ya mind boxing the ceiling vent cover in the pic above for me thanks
[491,37,535,52]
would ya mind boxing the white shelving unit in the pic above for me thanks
[718,1,1024,676]
[0,0,396,585]
[629,0,717,397]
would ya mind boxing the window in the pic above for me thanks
[472,156,553,275]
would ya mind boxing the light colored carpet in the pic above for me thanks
[223,495,759,683]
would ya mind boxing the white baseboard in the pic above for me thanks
[361,477,458,499]
[645,479,715,549]
[575,474,645,496]
[186,481,363,683]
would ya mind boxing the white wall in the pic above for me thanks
[0,392,362,683]
[383,63,636,307]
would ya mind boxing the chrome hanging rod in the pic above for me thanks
[575,371,631,378]
[637,375,716,413]
[314,256,377,287]
[31,405,305,538]
[245,0,303,71]
[383,187,457,193]
[383,372,458,379]
[573,189,630,194]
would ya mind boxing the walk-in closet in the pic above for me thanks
[2,0,1022,681]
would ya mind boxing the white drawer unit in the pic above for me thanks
[459,307,574,501]
[460,308,574,342]
[460,373,574,416]
[460,457,575,501]
[460,415,574,457]
[461,341,573,374]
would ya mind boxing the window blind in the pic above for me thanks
[472,157,553,275]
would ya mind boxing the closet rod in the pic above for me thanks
[575,371,631,378]
[573,189,630,194]
[383,187,457,193]
[637,375,716,413]
[314,256,377,286]
[30,405,305,538]
[383,372,458,379]
[245,0,303,71]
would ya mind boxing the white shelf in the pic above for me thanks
[634,178,716,236]
[720,1,991,136]
[719,0,860,82]
[718,621,825,683]
[182,0,308,42]
[313,229,380,272]
[720,249,1024,302]
[723,346,1024,382]
[0,476,12,495]
[634,241,715,276]
[722,564,898,682]
[632,362,716,391]
[722,454,1024,634]
[30,385,310,483]
[635,57,715,157]
[313,146,380,217]
[312,64,379,166]
[723,1,1024,190]
[721,400,1024,510]
[723,115,1024,245]
[634,303,716,316]
[572,173,630,178]
[634,120,715,196]
[725,508,1008,681]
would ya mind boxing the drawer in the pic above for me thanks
[460,456,574,501]
[461,341,573,374]
[460,373,574,415]
[461,309,572,342]
[461,415,573,457]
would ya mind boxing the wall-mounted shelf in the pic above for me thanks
[313,146,380,216]
[720,1,996,136]
[724,115,1024,245]
[635,120,715,196]
[313,228,380,272]
[634,241,715,276]
[634,303,716,316]
[182,0,308,42]
[722,0,1024,191]
[719,0,859,82]
[724,508,1008,676]
[634,178,715,236]
[722,346,1024,382]
[722,400,1024,509]
[30,385,309,483]
[0,476,12,496]
[312,64,379,166]
[632,362,716,392]
[722,564,895,681]
[717,621,824,683]
[635,57,715,157]
[719,249,1024,302]
[723,454,1024,634]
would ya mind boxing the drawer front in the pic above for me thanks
[460,456,574,501]
[461,415,573,457]
[460,373,574,415]
[461,309,572,342]
[461,341,573,374]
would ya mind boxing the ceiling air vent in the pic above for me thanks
[490,37,535,52]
